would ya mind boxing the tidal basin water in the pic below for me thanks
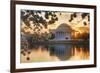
[20,43,89,63]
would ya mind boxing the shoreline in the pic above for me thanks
[32,39,89,44]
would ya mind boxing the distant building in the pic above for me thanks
[49,23,73,40]
[21,33,33,49]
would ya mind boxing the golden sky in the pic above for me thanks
[21,11,90,34]
[48,12,89,32]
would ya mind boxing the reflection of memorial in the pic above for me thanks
[49,23,73,40]
[49,44,72,60]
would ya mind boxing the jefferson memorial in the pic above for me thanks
[49,23,73,40]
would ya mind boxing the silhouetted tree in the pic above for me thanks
[48,32,55,40]
[69,13,90,25]
[21,10,58,31]
[21,10,59,42]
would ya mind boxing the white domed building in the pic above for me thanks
[49,23,73,40]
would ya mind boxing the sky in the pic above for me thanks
[21,10,90,34]
[48,12,89,30]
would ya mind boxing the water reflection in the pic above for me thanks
[20,43,89,63]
